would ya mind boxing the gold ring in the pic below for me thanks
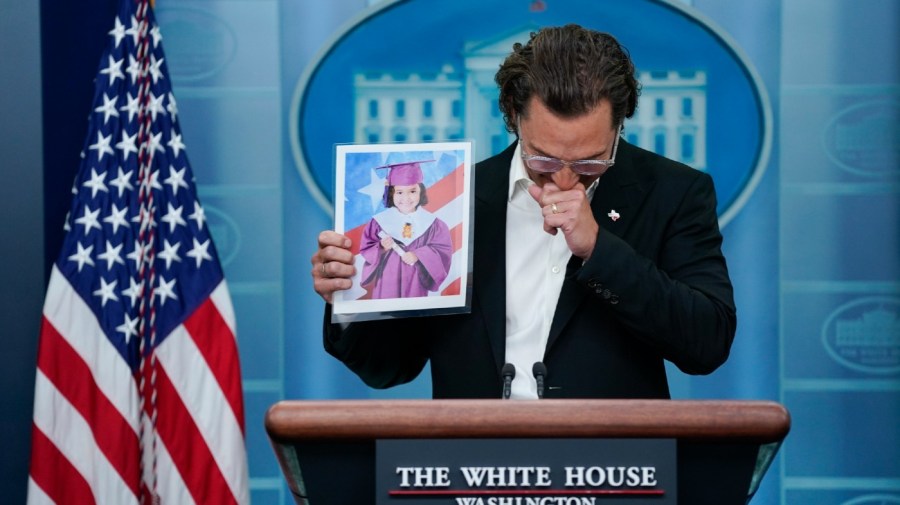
[321,262,328,277]
[551,203,559,214]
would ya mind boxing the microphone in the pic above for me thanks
[533,362,547,399]
[501,363,516,399]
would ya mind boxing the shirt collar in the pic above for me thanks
[508,142,533,202]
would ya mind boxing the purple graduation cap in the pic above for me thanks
[375,160,434,207]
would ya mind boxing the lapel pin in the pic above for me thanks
[607,209,621,222]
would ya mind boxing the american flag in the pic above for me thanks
[28,0,249,503]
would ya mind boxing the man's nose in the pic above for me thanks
[550,167,580,190]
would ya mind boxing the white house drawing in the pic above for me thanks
[353,28,707,170]
[353,64,465,146]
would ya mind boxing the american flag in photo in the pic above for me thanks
[28,0,248,504]
[340,148,467,300]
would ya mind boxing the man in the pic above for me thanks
[312,24,735,399]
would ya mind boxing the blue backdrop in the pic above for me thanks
[4,0,897,504]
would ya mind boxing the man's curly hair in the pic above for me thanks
[495,24,640,134]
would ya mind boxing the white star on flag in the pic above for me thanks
[148,53,165,83]
[126,239,144,269]
[126,55,142,83]
[189,201,206,229]
[167,133,186,159]
[164,165,188,195]
[147,92,166,122]
[116,130,138,158]
[116,312,139,343]
[109,167,134,197]
[74,204,102,234]
[187,238,213,268]
[166,92,178,121]
[146,129,165,154]
[95,93,119,124]
[82,168,109,198]
[121,276,143,308]
[99,54,124,84]
[67,242,95,272]
[125,14,140,45]
[150,24,162,47]
[155,275,178,306]
[157,239,182,269]
[92,277,119,307]
[108,16,126,47]
[96,240,125,269]
[161,202,186,231]
[120,92,140,122]
[103,203,130,233]
[88,131,115,160]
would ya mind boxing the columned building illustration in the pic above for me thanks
[353,65,464,146]
[353,29,707,170]
[630,70,707,170]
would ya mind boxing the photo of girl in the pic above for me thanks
[359,161,453,299]
[331,141,472,320]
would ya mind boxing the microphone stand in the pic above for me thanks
[533,362,547,399]
[501,363,515,399]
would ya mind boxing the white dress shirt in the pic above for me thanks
[504,144,599,399]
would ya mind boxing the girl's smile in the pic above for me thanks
[393,184,421,214]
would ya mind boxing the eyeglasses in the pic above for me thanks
[519,127,621,176]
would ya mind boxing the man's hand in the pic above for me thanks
[312,230,356,303]
[527,182,598,260]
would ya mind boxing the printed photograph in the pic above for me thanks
[332,142,473,320]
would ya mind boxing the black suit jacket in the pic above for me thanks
[325,140,736,399]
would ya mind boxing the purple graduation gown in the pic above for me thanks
[359,208,453,299]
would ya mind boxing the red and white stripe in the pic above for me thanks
[28,266,248,504]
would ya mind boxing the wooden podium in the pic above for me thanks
[265,400,790,505]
